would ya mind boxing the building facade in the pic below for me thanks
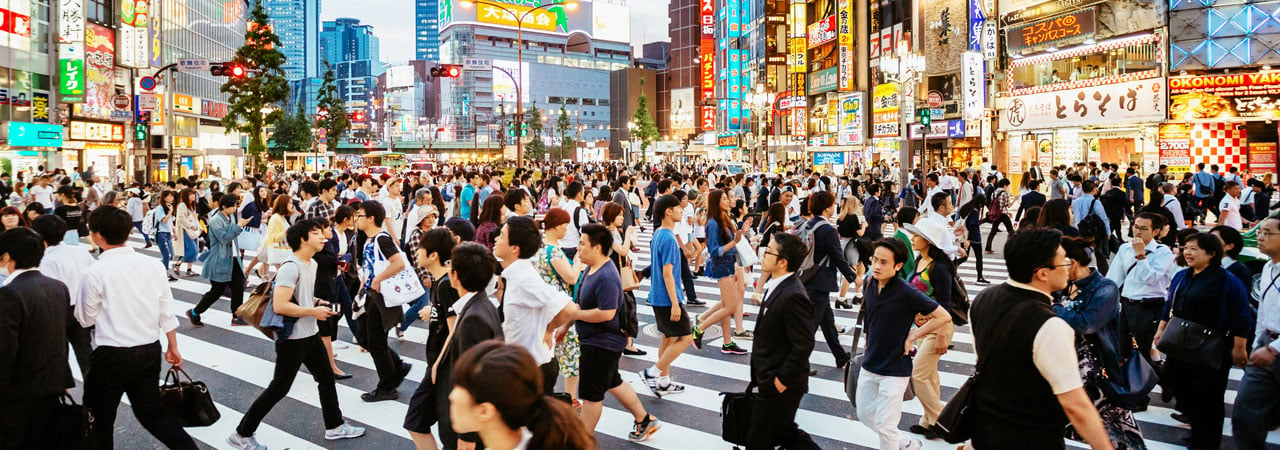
[416,0,441,61]
[321,18,383,138]
[609,67,656,159]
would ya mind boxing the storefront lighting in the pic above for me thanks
[1046,46,1059,53]
[1266,65,1274,71]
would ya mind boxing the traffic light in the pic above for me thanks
[920,109,931,126]
[134,112,150,141]
[211,62,249,78]
[430,65,462,78]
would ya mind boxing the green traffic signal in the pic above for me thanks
[920,109,931,126]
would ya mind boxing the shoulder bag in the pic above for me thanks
[158,366,221,427]
[1156,273,1232,370]
[719,382,758,446]
[844,289,915,406]
[53,393,97,449]
[370,232,426,307]
[934,300,1035,444]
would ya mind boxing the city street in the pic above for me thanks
[82,219,1277,450]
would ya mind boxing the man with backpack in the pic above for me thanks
[1072,180,1112,273]
[561,181,590,260]
[796,191,855,370]
[1192,163,1216,224]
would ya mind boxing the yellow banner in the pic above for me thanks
[476,3,559,32]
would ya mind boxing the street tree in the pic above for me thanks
[631,79,660,157]
[269,103,312,159]
[556,106,573,161]
[524,104,546,162]
[220,1,289,176]
[314,62,349,152]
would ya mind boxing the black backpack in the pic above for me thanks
[1078,198,1107,238]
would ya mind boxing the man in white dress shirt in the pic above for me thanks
[32,215,95,374]
[1233,215,1280,449]
[76,206,196,449]
[1106,212,1177,402]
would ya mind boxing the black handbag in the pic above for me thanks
[159,366,221,427]
[1156,275,1232,370]
[1091,327,1159,409]
[720,383,759,446]
[935,301,1034,444]
[54,393,98,450]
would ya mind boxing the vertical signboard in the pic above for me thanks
[118,0,150,68]
[962,51,984,122]
[149,0,163,67]
[58,0,85,43]
[74,24,116,119]
[837,0,854,91]
[60,43,86,102]
[700,0,716,131]
[789,0,806,73]
[1158,123,1192,176]
[837,92,864,145]
[1250,142,1276,177]
[969,0,985,52]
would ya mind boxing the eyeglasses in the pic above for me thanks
[1259,230,1280,238]
[1040,262,1073,271]
[763,250,779,258]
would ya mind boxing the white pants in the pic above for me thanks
[855,368,911,450]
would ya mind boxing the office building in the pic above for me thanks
[416,0,441,61]
[321,18,383,137]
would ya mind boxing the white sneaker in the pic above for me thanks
[227,433,267,450]
[324,423,366,440]
[899,438,923,450]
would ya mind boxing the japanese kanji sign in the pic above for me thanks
[1006,8,1095,53]
[962,51,984,121]
[58,0,84,43]
[999,78,1166,130]
[59,43,85,102]
[1169,72,1280,120]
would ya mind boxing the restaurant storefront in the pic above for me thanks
[1161,72,1280,178]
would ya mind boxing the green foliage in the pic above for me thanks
[269,103,313,158]
[315,63,349,152]
[555,106,572,161]
[524,104,546,162]
[631,81,660,153]
[220,1,290,176]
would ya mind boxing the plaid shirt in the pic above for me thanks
[304,198,336,221]
[404,227,431,283]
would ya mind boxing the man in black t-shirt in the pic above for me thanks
[404,228,458,448]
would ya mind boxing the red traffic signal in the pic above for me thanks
[211,63,250,78]
[430,65,462,78]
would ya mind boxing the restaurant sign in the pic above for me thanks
[1170,72,1280,120]
[1005,8,1095,53]
[999,78,1166,130]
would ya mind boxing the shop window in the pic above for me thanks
[1007,39,1161,91]
[548,96,563,104]
[582,98,596,106]
[86,0,113,25]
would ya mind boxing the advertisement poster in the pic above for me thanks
[59,43,85,102]
[1158,123,1192,175]
[807,15,836,48]
[32,91,49,123]
[872,83,900,138]
[73,24,115,120]
[999,78,1166,130]
[1249,142,1276,177]
[1170,72,1280,120]
[837,0,854,91]
[1036,134,1054,169]
[837,92,864,145]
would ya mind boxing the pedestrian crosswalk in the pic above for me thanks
[73,219,1277,449]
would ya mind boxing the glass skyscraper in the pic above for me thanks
[416,0,440,61]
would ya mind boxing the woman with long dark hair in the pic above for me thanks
[236,185,269,260]
[449,341,594,450]
[1055,236,1145,448]
[691,189,752,354]
[428,186,447,226]
[474,193,506,250]
[149,190,178,280]
[175,188,202,276]
[1037,198,1081,237]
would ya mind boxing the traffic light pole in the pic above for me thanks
[150,63,179,182]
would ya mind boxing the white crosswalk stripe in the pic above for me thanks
[68,217,1276,449]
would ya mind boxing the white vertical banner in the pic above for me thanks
[962,51,984,122]
[982,22,998,60]
[59,0,86,43]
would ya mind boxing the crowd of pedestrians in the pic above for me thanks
[0,157,1277,450]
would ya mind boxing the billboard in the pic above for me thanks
[1169,72,1280,120]
[701,0,715,130]
[386,66,415,89]
[671,87,696,132]
[492,60,529,103]
[1005,8,1095,54]
[117,0,150,68]
[73,24,116,120]
[837,0,854,91]
[872,83,900,138]
[999,78,1166,131]
[7,122,63,147]
[807,15,836,48]
[591,2,630,43]
[439,0,591,35]
[837,92,864,145]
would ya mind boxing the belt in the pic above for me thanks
[1121,297,1164,304]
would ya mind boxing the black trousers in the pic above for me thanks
[540,361,559,394]
[805,287,847,361]
[237,335,344,436]
[745,387,819,450]
[194,260,245,315]
[0,395,58,449]
[1118,298,1163,365]
[357,291,404,392]
[68,321,92,376]
[83,342,197,450]
[984,215,1015,252]
[1166,358,1231,448]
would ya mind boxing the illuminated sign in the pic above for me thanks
[701,0,715,131]
[59,44,85,102]
[717,133,739,149]
[117,0,150,68]
[1169,72,1280,120]
[591,2,630,43]
[837,92,864,145]
[872,83,901,138]
[69,121,126,142]
[809,67,839,94]
[1006,8,1095,53]
[476,2,560,32]
[807,15,836,48]
[962,52,984,121]
[172,94,200,114]
[6,122,63,147]
[999,78,1166,130]
[791,107,807,140]
[837,0,854,91]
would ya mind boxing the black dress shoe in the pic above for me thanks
[361,389,398,402]
[909,424,940,440]
[623,348,647,356]
[333,372,353,380]
[1171,412,1190,424]
[687,298,706,306]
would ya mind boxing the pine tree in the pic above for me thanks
[524,104,546,162]
[220,1,290,176]
[556,106,573,161]
[315,62,349,152]
[631,80,660,158]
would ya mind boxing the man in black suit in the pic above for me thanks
[1016,179,1048,222]
[1027,160,1045,184]
[746,232,819,449]
[0,228,74,447]
[798,191,856,368]
[431,242,503,450]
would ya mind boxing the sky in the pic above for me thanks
[320,0,672,64]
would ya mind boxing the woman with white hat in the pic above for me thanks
[901,219,959,441]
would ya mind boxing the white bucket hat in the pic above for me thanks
[901,220,950,251]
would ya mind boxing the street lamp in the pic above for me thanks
[626,120,638,164]
[878,45,926,189]
[460,0,579,169]
[744,83,773,170]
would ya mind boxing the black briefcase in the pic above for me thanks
[720,384,759,447]
[54,393,98,450]
[159,366,221,427]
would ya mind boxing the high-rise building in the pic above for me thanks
[320,18,384,137]
[416,0,441,61]
[666,0,701,142]
[263,0,321,80]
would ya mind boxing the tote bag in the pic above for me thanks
[370,232,426,307]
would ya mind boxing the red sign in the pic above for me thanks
[700,0,715,131]
[807,16,837,48]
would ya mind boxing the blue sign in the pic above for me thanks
[813,152,845,166]
[969,0,985,52]
[947,120,967,138]
[7,122,64,147]
[138,76,157,91]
